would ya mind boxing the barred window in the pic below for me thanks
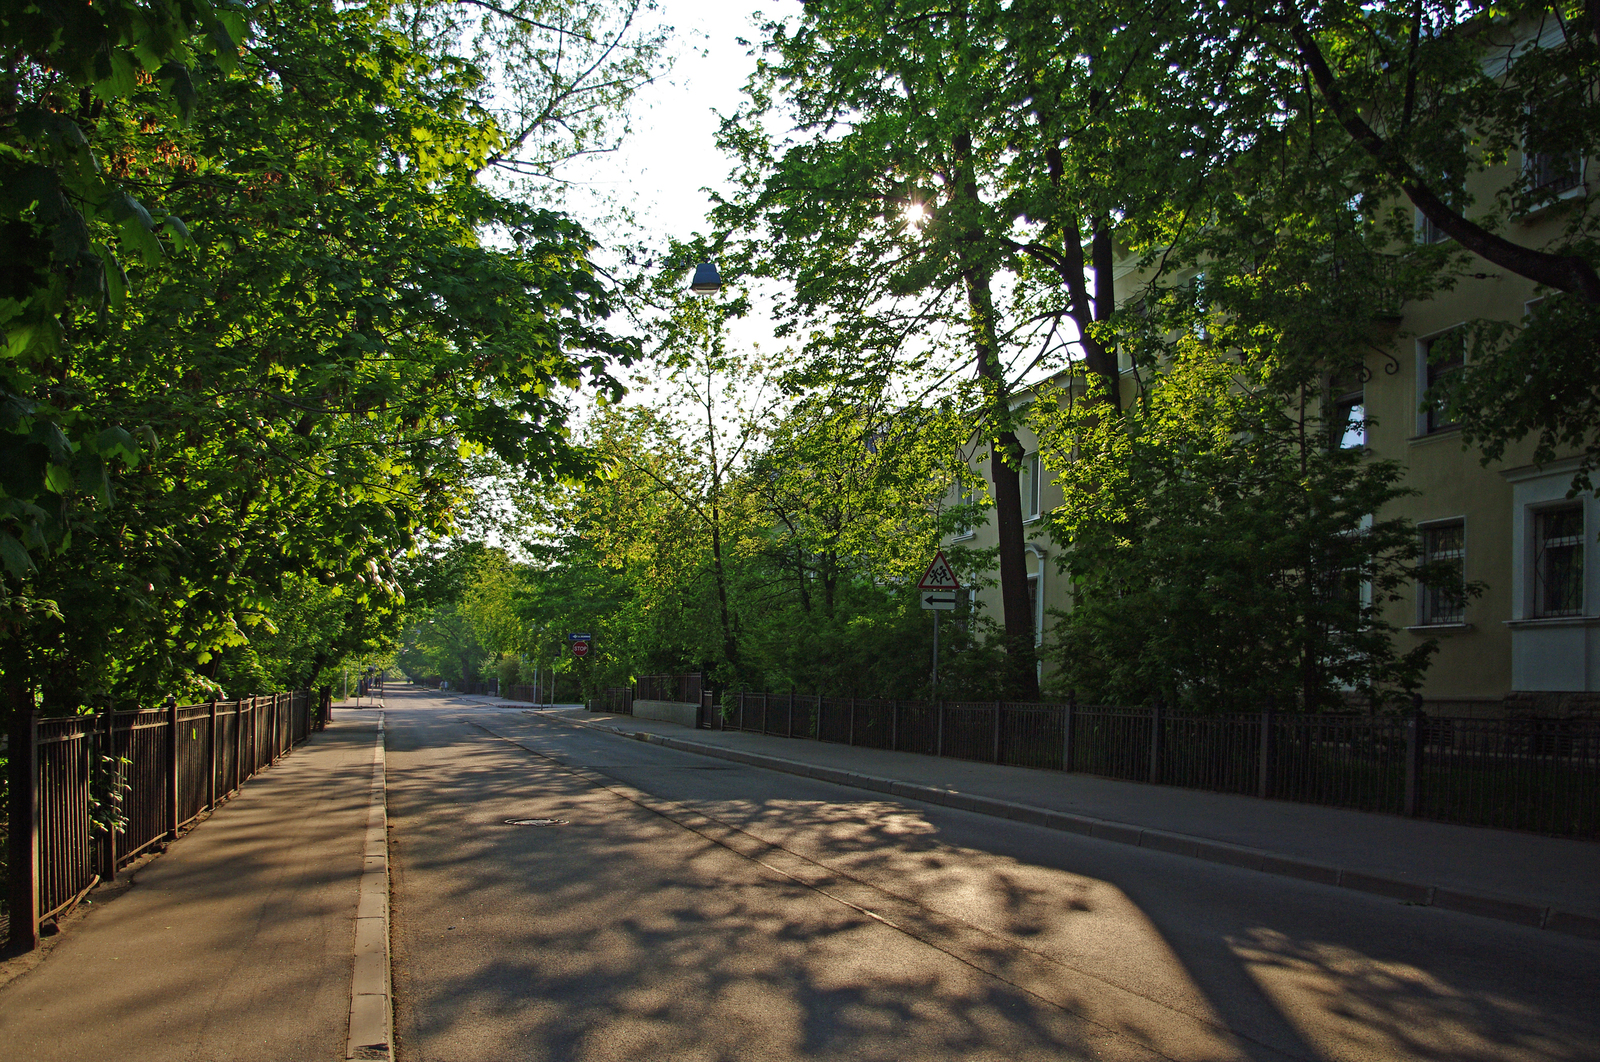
[1422,331,1464,434]
[1420,521,1466,625]
[1534,505,1584,617]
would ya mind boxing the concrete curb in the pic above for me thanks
[347,712,393,1060]
[566,716,1600,944]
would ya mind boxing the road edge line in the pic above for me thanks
[557,714,1592,942]
[347,711,393,1060]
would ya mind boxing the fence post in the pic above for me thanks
[787,691,795,739]
[1149,697,1164,785]
[165,695,179,840]
[1258,698,1274,800]
[7,701,40,952]
[936,701,944,758]
[207,698,218,812]
[738,690,745,731]
[890,699,898,751]
[816,693,823,740]
[1405,694,1426,817]
[848,697,855,746]
[993,700,1003,763]
[236,698,246,792]
[99,707,118,881]
[1062,691,1076,773]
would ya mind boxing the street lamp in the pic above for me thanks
[689,260,722,295]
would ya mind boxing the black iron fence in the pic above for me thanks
[635,673,703,705]
[504,676,585,705]
[598,687,634,715]
[5,690,320,952]
[716,693,1600,839]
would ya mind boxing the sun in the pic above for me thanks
[902,201,929,228]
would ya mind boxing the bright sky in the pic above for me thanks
[566,0,774,266]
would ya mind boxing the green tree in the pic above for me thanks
[1037,351,1461,711]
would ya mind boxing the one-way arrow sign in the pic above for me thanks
[920,592,957,611]
[917,550,960,591]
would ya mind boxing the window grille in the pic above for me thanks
[1421,521,1466,625]
[1422,332,1464,434]
[1534,505,1585,617]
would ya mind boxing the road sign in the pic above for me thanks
[920,592,957,611]
[567,632,592,641]
[571,640,591,657]
[916,550,960,591]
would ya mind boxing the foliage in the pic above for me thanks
[0,0,652,712]
[1036,352,1462,712]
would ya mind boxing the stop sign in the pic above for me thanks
[571,640,590,657]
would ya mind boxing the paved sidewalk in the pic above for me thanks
[0,713,381,1062]
[452,696,1600,937]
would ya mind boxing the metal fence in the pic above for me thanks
[597,687,634,715]
[6,690,319,952]
[716,693,1600,839]
[635,673,703,705]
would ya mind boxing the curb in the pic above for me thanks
[566,716,1600,943]
[347,712,393,1060]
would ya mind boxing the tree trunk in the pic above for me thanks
[963,262,1041,701]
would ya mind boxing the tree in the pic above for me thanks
[0,0,648,712]
[1037,350,1459,711]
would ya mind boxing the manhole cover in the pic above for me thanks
[505,818,567,827]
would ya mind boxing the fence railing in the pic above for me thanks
[715,693,1600,839]
[504,677,585,705]
[635,673,702,705]
[598,687,634,715]
[6,690,321,952]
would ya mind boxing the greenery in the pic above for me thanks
[0,0,659,713]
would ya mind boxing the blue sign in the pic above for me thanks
[567,632,592,641]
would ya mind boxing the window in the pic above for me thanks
[1534,505,1584,617]
[1331,388,1365,449]
[1416,209,1451,245]
[1020,451,1041,519]
[1419,520,1466,625]
[1525,103,1583,200]
[1420,331,1464,434]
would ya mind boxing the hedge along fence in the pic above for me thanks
[718,692,1600,840]
[4,690,323,953]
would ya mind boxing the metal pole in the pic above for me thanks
[931,610,939,701]
[207,699,218,812]
[1062,690,1076,773]
[1149,697,1164,785]
[1258,698,1274,800]
[8,700,40,951]
[993,700,1002,763]
[1405,693,1425,817]
[165,695,179,840]
[100,707,118,880]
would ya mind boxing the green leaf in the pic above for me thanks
[0,532,37,578]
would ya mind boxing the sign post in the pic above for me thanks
[917,552,961,700]
[568,632,592,662]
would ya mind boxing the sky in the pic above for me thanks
[565,0,775,267]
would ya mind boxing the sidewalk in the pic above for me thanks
[497,700,1599,940]
[0,713,382,1062]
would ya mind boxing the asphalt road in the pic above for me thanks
[384,690,1600,1062]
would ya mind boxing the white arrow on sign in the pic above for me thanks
[920,592,957,611]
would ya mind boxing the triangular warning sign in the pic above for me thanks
[917,550,960,591]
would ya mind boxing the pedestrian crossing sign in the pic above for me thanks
[916,550,960,591]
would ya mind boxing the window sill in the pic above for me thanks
[1515,184,1586,225]
[1505,615,1600,630]
[1407,427,1462,446]
[1406,622,1474,633]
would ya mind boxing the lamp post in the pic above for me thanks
[689,260,722,295]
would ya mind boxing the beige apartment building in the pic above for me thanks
[950,142,1593,711]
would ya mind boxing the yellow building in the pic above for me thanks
[949,151,1593,711]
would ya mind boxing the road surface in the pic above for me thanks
[383,690,1600,1062]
